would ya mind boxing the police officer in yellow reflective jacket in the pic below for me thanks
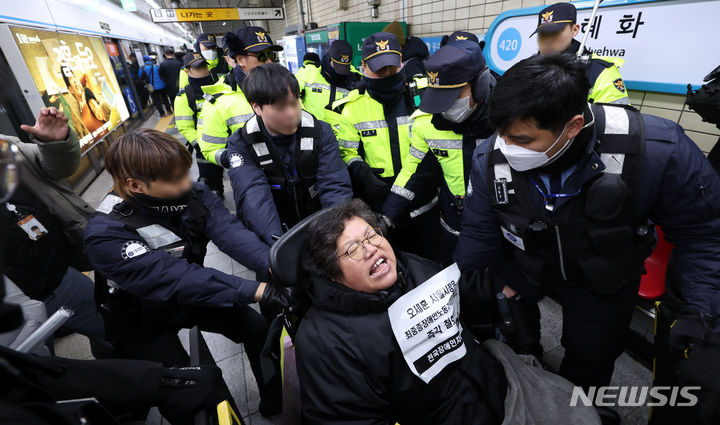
[533,2,630,105]
[384,40,496,265]
[333,32,441,259]
[295,40,361,124]
[178,33,230,93]
[174,53,231,199]
[296,52,320,74]
[198,26,282,168]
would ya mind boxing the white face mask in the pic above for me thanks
[442,95,477,123]
[497,122,572,172]
[201,49,217,61]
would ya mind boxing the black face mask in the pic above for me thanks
[188,73,216,87]
[364,68,406,104]
[321,55,356,90]
[129,190,192,218]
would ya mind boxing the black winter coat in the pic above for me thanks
[295,252,507,424]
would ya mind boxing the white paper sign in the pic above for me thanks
[388,263,466,384]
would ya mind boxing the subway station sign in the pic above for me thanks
[150,7,284,23]
[484,0,717,94]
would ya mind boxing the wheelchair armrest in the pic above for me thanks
[269,208,329,287]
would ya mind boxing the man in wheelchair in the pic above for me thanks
[274,199,600,424]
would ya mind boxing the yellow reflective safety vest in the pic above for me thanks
[388,110,488,234]
[174,78,231,160]
[333,89,413,179]
[197,85,253,167]
[178,56,228,92]
[333,88,440,216]
[296,65,354,123]
[586,55,630,105]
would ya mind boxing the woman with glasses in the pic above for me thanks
[294,198,508,425]
[292,199,603,424]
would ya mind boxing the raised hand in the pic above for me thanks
[20,107,70,142]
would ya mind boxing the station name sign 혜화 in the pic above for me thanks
[484,0,719,94]
[150,7,285,23]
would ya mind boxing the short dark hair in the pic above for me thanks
[303,199,380,279]
[302,52,320,64]
[164,48,175,56]
[489,53,590,135]
[242,63,299,107]
[106,129,192,200]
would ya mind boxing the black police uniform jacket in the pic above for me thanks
[455,103,720,325]
[295,251,507,425]
[84,182,270,339]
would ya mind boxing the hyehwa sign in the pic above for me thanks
[484,0,718,94]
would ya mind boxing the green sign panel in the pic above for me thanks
[341,21,407,67]
[121,0,137,12]
[305,30,329,44]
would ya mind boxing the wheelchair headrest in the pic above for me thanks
[269,208,329,287]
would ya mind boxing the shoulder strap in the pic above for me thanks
[225,70,238,91]
[326,83,338,111]
[96,193,125,215]
[102,189,207,257]
[105,201,172,248]
[295,111,322,178]
[203,92,225,105]
[240,112,322,181]
[186,92,199,116]
[485,141,519,208]
[241,116,283,176]
[591,103,645,205]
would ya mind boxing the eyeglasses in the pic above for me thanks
[246,50,277,63]
[336,227,384,261]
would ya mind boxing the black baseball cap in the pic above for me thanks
[235,26,283,53]
[197,33,217,48]
[361,32,402,72]
[443,31,479,45]
[183,52,207,68]
[420,40,486,114]
[531,3,577,36]
[328,40,354,75]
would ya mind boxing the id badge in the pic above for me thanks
[18,215,48,240]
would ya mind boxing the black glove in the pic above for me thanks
[260,281,298,313]
[348,161,389,211]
